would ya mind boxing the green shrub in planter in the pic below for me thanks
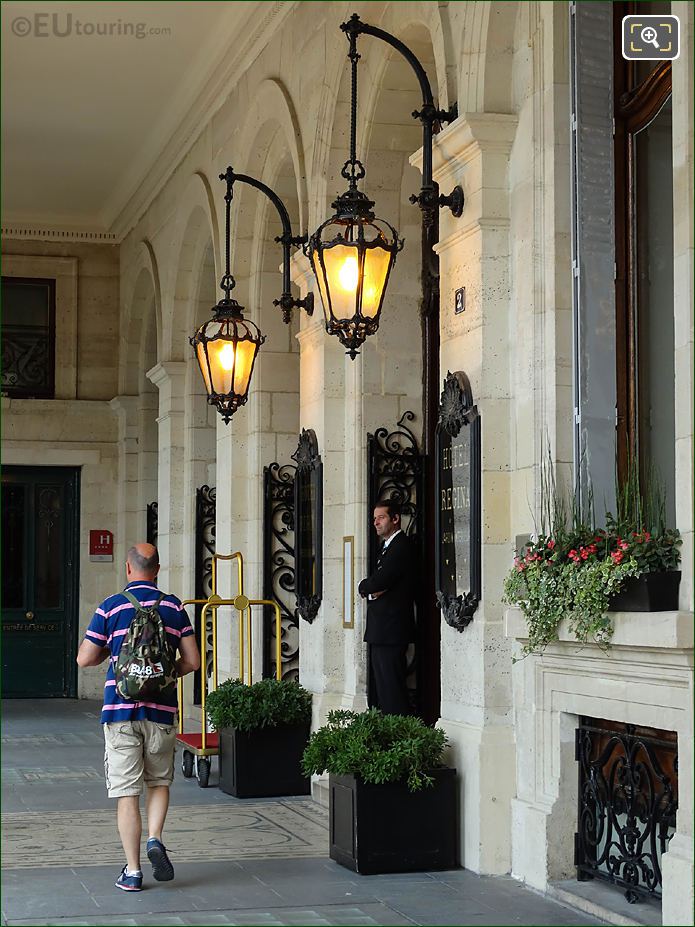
[302,708,447,791]
[206,677,312,733]
[207,678,313,798]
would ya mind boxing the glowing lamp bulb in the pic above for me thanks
[219,342,235,371]
[338,256,359,292]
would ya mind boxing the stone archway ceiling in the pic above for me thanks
[0,1,280,237]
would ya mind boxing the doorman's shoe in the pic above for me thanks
[115,866,143,891]
[146,838,174,881]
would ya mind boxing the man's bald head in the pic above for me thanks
[126,543,160,580]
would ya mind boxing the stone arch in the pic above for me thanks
[120,240,161,396]
[458,1,520,114]
[165,171,219,361]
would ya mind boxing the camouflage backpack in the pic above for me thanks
[115,591,178,701]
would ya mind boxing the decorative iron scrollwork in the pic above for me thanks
[195,485,216,696]
[263,462,299,680]
[575,718,677,903]
[367,411,422,561]
[292,428,321,472]
[435,371,481,631]
[146,502,158,547]
[292,429,323,623]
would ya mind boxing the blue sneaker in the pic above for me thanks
[115,866,143,892]
[146,837,174,881]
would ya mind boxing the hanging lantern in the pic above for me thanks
[305,25,403,358]
[191,298,264,423]
[191,167,265,423]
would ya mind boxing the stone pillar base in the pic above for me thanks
[439,717,515,875]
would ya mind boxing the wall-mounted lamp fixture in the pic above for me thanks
[305,24,403,360]
[191,166,313,422]
[191,168,265,423]
[306,13,464,360]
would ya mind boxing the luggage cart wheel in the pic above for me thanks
[197,757,210,788]
[182,750,194,778]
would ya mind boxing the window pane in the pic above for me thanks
[634,97,675,524]
[35,485,63,609]
[1,278,56,398]
[2,484,26,608]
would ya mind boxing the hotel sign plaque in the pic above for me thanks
[435,371,481,630]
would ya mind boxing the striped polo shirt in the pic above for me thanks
[84,581,195,725]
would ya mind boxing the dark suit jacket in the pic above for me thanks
[358,532,416,645]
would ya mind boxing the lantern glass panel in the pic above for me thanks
[361,245,391,318]
[322,243,360,321]
[195,341,213,394]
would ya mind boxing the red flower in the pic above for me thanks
[618,539,629,551]
[580,548,590,560]
[547,539,556,550]
[644,531,651,541]
[611,550,624,564]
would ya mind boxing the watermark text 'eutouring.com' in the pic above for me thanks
[11,13,171,40]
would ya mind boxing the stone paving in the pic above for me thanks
[1,700,604,926]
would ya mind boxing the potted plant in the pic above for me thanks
[503,456,682,657]
[302,709,457,874]
[206,677,312,798]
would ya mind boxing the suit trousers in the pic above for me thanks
[369,644,410,715]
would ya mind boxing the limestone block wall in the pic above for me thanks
[2,240,119,400]
[1,398,120,699]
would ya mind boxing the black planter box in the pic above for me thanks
[218,723,311,798]
[608,570,681,612]
[329,767,458,874]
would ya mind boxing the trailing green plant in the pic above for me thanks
[206,677,312,733]
[301,709,447,792]
[504,449,681,658]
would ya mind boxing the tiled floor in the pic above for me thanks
[1,700,604,926]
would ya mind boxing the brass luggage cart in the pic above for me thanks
[176,551,281,787]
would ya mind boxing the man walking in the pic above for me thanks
[77,543,200,892]
[358,501,416,715]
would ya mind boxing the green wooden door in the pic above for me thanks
[1,466,79,697]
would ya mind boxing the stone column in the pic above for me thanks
[415,112,518,874]
[147,362,186,594]
[109,395,140,565]
[291,251,355,728]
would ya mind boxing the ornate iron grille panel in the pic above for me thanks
[575,717,678,904]
[262,463,298,680]
[146,502,158,547]
[367,411,424,711]
[194,485,216,703]
[367,411,423,569]
[1,277,56,399]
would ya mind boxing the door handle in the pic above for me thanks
[25,611,34,621]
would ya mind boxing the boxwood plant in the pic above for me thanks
[206,677,312,733]
[302,709,447,792]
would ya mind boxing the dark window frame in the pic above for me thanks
[1,276,57,399]
[613,2,672,483]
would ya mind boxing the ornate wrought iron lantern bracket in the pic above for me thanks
[340,13,464,229]
[221,166,314,325]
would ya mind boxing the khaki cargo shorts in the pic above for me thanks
[103,719,177,798]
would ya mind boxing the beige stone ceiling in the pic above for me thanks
[1,0,283,238]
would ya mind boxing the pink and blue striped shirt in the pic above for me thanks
[85,581,194,725]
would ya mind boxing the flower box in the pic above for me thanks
[608,570,681,612]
